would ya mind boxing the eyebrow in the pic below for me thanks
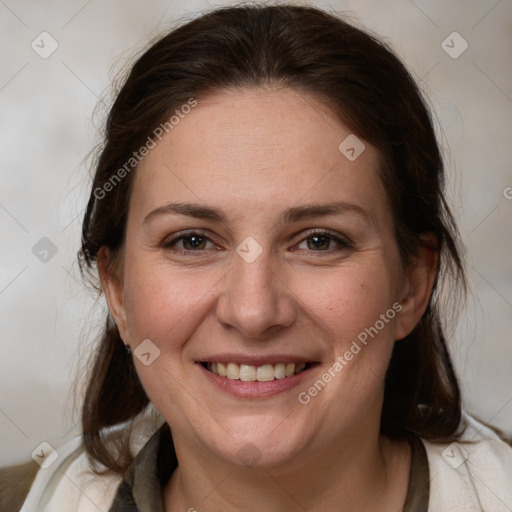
[144,201,371,225]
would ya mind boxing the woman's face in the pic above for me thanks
[104,87,427,468]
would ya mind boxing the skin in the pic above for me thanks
[100,87,437,511]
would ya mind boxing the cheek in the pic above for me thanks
[290,267,400,419]
[290,260,401,404]
[122,257,228,357]
[292,261,399,342]
[121,260,222,421]
[126,267,197,339]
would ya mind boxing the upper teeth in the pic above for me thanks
[206,362,307,381]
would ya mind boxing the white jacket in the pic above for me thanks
[20,412,512,511]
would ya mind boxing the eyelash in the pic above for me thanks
[162,229,354,255]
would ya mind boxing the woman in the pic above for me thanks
[5,4,512,511]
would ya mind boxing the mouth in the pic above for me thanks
[201,361,311,381]
[197,358,319,398]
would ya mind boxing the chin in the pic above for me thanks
[200,414,311,469]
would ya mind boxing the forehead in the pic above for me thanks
[130,87,389,226]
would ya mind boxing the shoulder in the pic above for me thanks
[14,435,123,512]
[421,412,512,511]
[0,460,39,512]
[15,408,163,511]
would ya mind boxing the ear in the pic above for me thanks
[97,246,129,344]
[395,234,438,340]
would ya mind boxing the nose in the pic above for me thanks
[215,246,297,340]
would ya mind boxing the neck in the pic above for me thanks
[163,427,411,512]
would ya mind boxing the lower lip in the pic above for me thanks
[197,363,317,398]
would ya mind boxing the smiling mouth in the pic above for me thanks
[201,362,312,381]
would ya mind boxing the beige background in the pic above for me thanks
[1,0,511,465]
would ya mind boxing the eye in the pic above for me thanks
[163,231,217,253]
[294,230,353,252]
[162,229,353,255]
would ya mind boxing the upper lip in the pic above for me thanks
[197,354,318,366]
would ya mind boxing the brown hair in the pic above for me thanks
[79,4,466,474]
